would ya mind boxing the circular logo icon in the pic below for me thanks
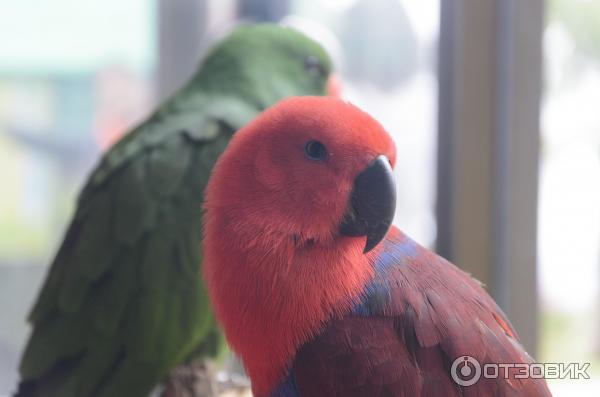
[450,355,482,386]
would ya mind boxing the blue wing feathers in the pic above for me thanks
[353,231,418,316]
[270,372,301,397]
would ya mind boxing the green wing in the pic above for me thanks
[17,98,234,397]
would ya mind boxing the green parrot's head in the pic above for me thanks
[193,23,335,109]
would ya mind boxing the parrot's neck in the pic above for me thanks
[203,220,376,397]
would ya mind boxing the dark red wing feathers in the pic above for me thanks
[295,316,459,397]
[292,228,551,397]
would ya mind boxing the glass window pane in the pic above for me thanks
[540,1,600,395]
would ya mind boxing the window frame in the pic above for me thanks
[437,0,544,354]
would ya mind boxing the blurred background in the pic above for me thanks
[0,0,598,396]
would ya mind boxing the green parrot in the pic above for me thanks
[15,24,333,397]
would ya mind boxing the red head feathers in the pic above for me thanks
[203,96,396,396]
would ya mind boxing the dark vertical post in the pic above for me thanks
[236,0,289,22]
[436,0,543,354]
[158,0,208,100]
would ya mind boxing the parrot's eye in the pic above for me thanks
[304,140,328,161]
[304,55,323,77]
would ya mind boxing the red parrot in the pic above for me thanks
[202,96,552,397]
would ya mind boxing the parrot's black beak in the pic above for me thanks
[340,155,396,253]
